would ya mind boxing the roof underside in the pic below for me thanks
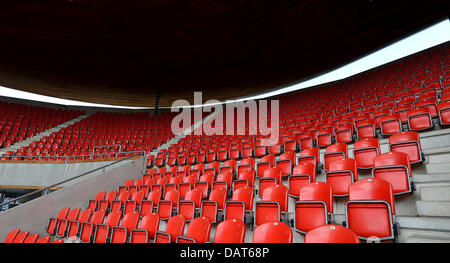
[0,0,448,107]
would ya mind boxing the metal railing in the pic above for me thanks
[0,150,146,212]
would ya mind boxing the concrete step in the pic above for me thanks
[416,201,450,217]
[420,185,450,201]
[396,216,450,232]
[398,229,450,243]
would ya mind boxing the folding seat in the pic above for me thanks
[164,176,181,194]
[233,168,255,190]
[355,119,376,139]
[213,219,246,243]
[179,175,196,198]
[353,137,380,169]
[201,187,227,223]
[254,141,267,157]
[97,191,118,211]
[220,159,237,175]
[416,98,438,118]
[154,214,186,243]
[393,104,413,124]
[78,209,106,242]
[388,131,423,165]
[191,163,205,178]
[255,184,288,227]
[283,136,298,152]
[12,230,29,243]
[304,224,360,243]
[229,145,241,160]
[24,233,40,243]
[326,158,358,197]
[205,161,220,175]
[317,127,334,148]
[110,211,140,243]
[276,151,296,177]
[93,210,122,243]
[46,207,70,235]
[213,171,233,193]
[130,213,160,243]
[252,221,293,243]
[438,101,450,126]
[124,190,145,215]
[294,182,333,234]
[298,132,316,150]
[195,171,215,198]
[55,207,81,238]
[177,164,191,178]
[380,113,402,136]
[324,143,348,171]
[238,157,255,175]
[241,143,254,158]
[157,189,181,220]
[224,186,254,223]
[88,191,107,211]
[4,229,20,243]
[335,123,353,144]
[345,178,396,241]
[217,149,229,161]
[372,152,413,196]
[297,147,321,169]
[288,162,316,198]
[256,154,276,178]
[67,208,92,239]
[258,167,282,197]
[179,188,203,221]
[176,217,212,243]
[110,191,130,213]
[268,142,282,155]
[206,150,217,162]
[408,107,433,131]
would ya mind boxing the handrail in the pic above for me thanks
[0,150,146,211]
[0,150,148,163]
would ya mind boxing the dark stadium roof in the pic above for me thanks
[0,0,448,107]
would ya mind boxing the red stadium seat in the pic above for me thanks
[353,137,380,169]
[326,158,357,197]
[176,217,212,243]
[288,162,316,198]
[255,184,288,227]
[388,131,423,164]
[324,143,348,171]
[372,152,413,195]
[345,178,396,241]
[304,225,360,243]
[154,215,186,243]
[130,213,160,243]
[213,219,246,243]
[294,182,333,234]
[252,221,293,243]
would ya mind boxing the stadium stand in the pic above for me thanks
[1,42,450,244]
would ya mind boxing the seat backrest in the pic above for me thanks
[165,215,186,239]
[4,229,20,243]
[104,210,122,227]
[261,154,276,167]
[348,178,395,214]
[66,207,81,221]
[216,171,233,185]
[78,209,93,223]
[328,158,358,180]
[292,162,316,182]
[184,188,203,208]
[90,209,106,225]
[263,167,282,182]
[237,169,255,186]
[56,207,71,219]
[184,217,212,243]
[261,184,288,212]
[373,152,411,176]
[139,212,160,238]
[304,224,360,243]
[252,221,292,243]
[121,211,140,231]
[231,186,254,211]
[95,191,107,201]
[147,189,162,202]
[326,143,348,156]
[164,189,181,207]
[240,157,255,169]
[299,182,333,213]
[389,131,421,145]
[213,219,245,243]
[208,187,227,209]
